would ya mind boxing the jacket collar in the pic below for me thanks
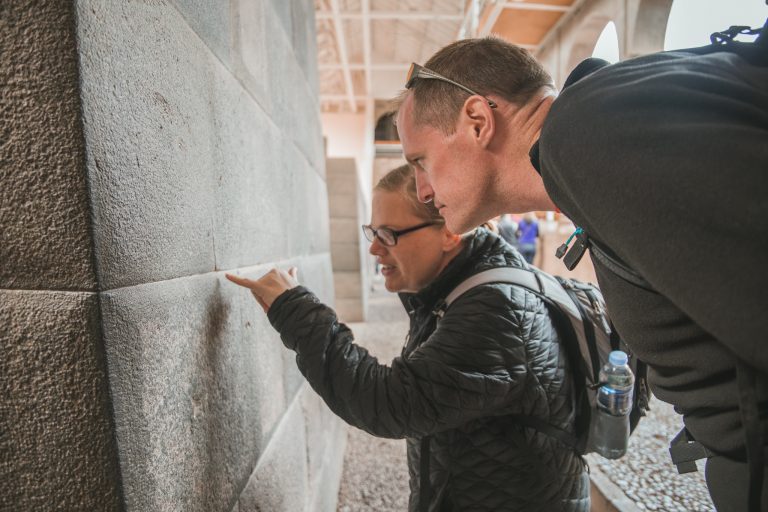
[398,228,506,313]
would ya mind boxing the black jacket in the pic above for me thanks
[268,229,589,511]
[539,47,768,458]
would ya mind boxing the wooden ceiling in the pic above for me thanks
[316,0,580,113]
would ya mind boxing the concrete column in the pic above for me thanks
[327,158,369,322]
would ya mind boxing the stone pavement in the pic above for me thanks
[335,279,714,512]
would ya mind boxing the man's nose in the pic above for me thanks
[414,170,434,204]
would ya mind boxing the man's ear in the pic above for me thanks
[459,96,495,149]
[442,231,464,252]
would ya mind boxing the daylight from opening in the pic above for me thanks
[591,21,620,63]
[665,0,767,50]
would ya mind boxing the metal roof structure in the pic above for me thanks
[315,0,582,113]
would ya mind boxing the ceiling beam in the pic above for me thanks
[362,0,371,97]
[478,1,506,37]
[457,0,481,39]
[502,2,571,13]
[534,0,590,54]
[317,11,463,21]
[320,63,410,71]
[328,0,357,112]
[320,95,369,101]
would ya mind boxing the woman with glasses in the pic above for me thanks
[226,165,589,512]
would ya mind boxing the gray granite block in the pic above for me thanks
[101,271,293,512]
[172,0,233,67]
[0,290,121,511]
[301,388,348,512]
[1,1,97,291]
[238,392,309,512]
[76,0,222,289]
[291,0,319,97]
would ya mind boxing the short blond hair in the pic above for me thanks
[374,165,444,225]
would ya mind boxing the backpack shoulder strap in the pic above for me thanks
[443,267,581,321]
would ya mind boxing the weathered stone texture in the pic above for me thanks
[0,290,121,512]
[0,1,97,291]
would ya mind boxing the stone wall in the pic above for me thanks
[1,1,346,511]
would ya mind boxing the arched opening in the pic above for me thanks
[374,112,399,142]
[591,21,620,63]
[664,0,766,50]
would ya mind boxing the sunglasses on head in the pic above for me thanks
[405,62,497,109]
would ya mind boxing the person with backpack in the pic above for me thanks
[226,165,590,511]
[394,20,768,512]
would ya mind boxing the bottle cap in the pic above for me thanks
[609,350,628,366]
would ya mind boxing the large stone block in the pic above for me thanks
[327,158,359,195]
[238,391,309,512]
[291,0,319,98]
[300,388,348,512]
[289,157,331,258]
[269,0,293,42]
[172,0,233,67]
[331,242,362,271]
[232,0,270,108]
[0,1,97,291]
[330,218,362,244]
[0,290,121,511]
[328,190,358,219]
[76,1,221,289]
[212,90,294,271]
[239,2,325,174]
[101,271,293,512]
[333,271,363,299]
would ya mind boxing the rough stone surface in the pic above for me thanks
[238,392,309,512]
[233,0,323,173]
[172,0,233,67]
[76,0,221,289]
[302,389,348,512]
[0,290,121,511]
[5,1,336,511]
[291,0,319,98]
[101,271,287,512]
[0,1,97,291]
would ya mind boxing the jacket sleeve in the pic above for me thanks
[267,285,531,439]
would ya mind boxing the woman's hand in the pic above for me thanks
[225,267,299,312]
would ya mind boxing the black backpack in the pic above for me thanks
[435,266,651,456]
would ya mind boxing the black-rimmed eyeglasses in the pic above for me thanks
[405,62,497,109]
[362,221,440,247]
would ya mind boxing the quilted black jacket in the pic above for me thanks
[268,229,589,511]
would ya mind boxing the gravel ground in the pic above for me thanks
[587,399,714,511]
[335,280,715,512]
[337,282,411,512]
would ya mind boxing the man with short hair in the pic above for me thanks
[395,31,768,511]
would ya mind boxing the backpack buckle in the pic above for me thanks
[669,428,713,474]
[710,25,762,45]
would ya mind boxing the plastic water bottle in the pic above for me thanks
[592,350,634,459]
